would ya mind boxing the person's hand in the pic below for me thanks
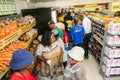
[59,58,63,65]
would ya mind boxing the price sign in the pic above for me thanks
[111,2,120,12]
[85,4,98,10]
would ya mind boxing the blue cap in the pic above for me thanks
[10,49,34,70]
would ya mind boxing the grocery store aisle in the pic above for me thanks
[84,53,103,80]
[86,53,120,80]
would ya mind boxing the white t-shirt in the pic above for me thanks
[83,16,92,34]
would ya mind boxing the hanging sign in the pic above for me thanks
[85,4,98,10]
[74,5,84,8]
[111,2,120,12]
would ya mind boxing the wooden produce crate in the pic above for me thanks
[0,67,10,79]
[0,30,20,50]
[20,20,36,36]
[25,32,38,49]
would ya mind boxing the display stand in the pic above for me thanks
[99,22,120,80]
[89,19,105,61]
[0,19,36,80]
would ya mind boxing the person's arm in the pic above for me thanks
[75,67,86,80]
[82,19,87,34]
[36,45,46,62]
[37,55,46,62]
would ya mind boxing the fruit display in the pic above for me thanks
[19,33,30,42]
[17,15,36,27]
[0,41,26,72]
[27,34,41,55]
[0,19,18,39]
[0,14,37,79]
[19,28,38,42]
[0,15,36,40]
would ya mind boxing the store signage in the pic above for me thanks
[74,5,84,8]
[111,2,120,12]
[85,4,98,10]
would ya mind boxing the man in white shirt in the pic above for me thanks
[82,12,92,59]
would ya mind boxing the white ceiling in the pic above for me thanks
[25,0,66,3]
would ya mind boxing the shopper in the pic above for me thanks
[82,11,92,59]
[56,19,69,46]
[51,29,68,68]
[36,31,64,79]
[70,16,85,48]
[58,13,64,22]
[64,12,73,31]
[64,46,86,80]
[9,49,37,80]
[114,11,120,17]
[48,20,63,39]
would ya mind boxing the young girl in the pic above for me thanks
[9,49,37,80]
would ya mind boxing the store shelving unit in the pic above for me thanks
[0,18,36,79]
[88,13,112,62]
[89,19,105,61]
[100,22,120,80]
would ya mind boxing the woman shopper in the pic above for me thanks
[9,49,38,80]
[64,46,86,80]
[51,29,68,68]
[36,31,64,79]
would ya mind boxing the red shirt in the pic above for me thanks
[10,70,36,80]
[62,29,69,44]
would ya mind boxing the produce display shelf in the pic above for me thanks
[0,33,37,79]
[0,21,36,80]
[20,21,36,36]
[25,32,37,49]
[0,30,20,50]
[0,67,10,79]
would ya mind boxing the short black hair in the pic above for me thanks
[114,11,120,17]
[41,31,53,47]
[73,17,78,25]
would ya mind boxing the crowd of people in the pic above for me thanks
[9,9,92,80]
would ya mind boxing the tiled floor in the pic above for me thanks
[85,53,120,80]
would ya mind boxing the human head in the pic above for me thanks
[10,49,34,70]
[78,15,83,25]
[82,11,88,17]
[68,46,84,65]
[51,29,59,41]
[73,16,83,25]
[68,12,71,16]
[41,31,55,47]
[114,11,120,18]
[73,17,78,26]
[48,20,56,29]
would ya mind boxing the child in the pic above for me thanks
[9,49,37,80]
[64,46,86,80]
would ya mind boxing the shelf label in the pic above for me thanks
[111,2,120,12]
[85,4,98,10]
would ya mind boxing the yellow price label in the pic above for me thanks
[111,2,120,12]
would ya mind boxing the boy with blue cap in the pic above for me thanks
[9,49,37,80]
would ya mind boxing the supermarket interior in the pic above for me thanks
[0,0,120,80]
